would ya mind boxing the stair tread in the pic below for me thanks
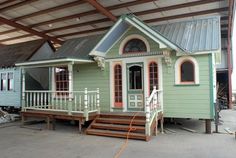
[86,128,147,140]
[96,117,145,123]
[100,113,145,119]
[92,123,145,129]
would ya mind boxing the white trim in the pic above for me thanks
[176,49,221,56]
[118,34,150,55]
[89,18,123,56]
[125,18,168,49]
[175,56,200,85]
[105,26,132,55]
[15,58,93,67]
[109,56,163,112]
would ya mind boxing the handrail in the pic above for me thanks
[145,86,163,136]
[22,88,100,121]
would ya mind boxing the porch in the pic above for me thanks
[21,87,163,141]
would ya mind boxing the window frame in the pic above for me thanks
[148,61,158,94]
[7,72,14,91]
[175,56,199,85]
[114,64,123,107]
[0,73,7,91]
[179,60,195,83]
[122,38,147,54]
[54,66,69,96]
[119,34,150,55]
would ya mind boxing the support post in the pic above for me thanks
[153,86,157,109]
[161,113,164,134]
[68,64,73,115]
[21,68,26,111]
[84,88,88,121]
[205,119,212,134]
[96,88,100,114]
[145,98,151,136]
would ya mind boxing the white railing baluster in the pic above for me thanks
[23,89,100,119]
[74,94,77,111]
[79,95,81,111]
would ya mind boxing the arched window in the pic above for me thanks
[180,61,194,82]
[175,56,199,85]
[123,39,147,53]
[149,62,158,93]
[114,64,122,107]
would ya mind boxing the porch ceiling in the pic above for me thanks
[0,0,233,48]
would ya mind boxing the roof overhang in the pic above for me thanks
[16,58,93,67]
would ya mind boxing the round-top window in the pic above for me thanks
[123,39,147,53]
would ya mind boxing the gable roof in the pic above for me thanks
[152,16,221,54]
[0,40,46,67]
[49,34,104,60]
[90,14,221,57]
[89,14,186,57]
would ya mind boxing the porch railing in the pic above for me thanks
[145,86,163,136]
[22,88,100,121]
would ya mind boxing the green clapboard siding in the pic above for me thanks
[163,54,213,119]
[73,63,110,112]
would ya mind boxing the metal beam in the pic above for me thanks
[0,0,222,36]
[0,34,32,43]
[0,16,63,44]
[30,0,153,27]
[13,1,86,21]
[0,6,228,43]
[56,26,110,38]
[0,0,18,8]
[227,0,234,108]
[144,7,228,23]
[60,7,228,38]
[85,0,117,21]
[0,0,38,13]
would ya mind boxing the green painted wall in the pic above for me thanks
[162,53,213,119]
[73,63,110,112]
[106,27,162,58]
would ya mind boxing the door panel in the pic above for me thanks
[126,63,144,111]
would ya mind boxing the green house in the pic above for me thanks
[16,15,220,139]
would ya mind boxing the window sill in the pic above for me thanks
[174,84,200,87]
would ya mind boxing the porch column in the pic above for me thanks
[68,64,73,115]
[21,68,26,111]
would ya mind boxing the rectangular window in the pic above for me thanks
[1,73,7,91]
[55,67,69,95]
[8,72,14,91]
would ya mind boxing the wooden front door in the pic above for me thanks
[127,63,144,111]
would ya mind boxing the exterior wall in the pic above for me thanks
[0,67,21,107]
[105,26,213,119]
[73,63,110,112]
[162,53,214,119]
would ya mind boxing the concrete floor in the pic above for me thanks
[0,109,235,158]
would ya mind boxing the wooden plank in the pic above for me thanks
[86,129,147,140]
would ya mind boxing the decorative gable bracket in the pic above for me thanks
[163,50,172,73]
[94,56,105,70]
[163,50,172,66]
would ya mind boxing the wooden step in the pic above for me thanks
[95,118,146,126]
[86,129,148,141]
[99,113,145,119]
[91,123,145,133]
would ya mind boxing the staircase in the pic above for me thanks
[86,113,150,141]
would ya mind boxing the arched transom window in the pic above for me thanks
[114,64,122,107]
[123,39,147,54]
